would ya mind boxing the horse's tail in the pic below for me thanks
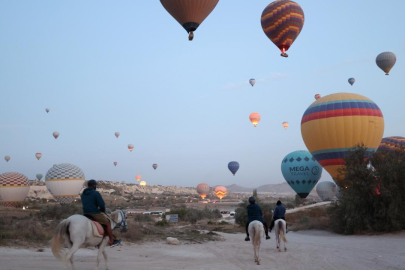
[278,221,287,243]
[51,219,70,262]
[254,222,262,246]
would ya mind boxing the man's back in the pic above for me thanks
[273,204,286,218]
[81,187,105,214]
[247,204,264,223]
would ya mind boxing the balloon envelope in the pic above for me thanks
[139,181,146,186]
[249,113,261,127]
[348,78,355,86]
[261,0,304,56]
[0,172,30,207]
[228,161,239,175]
[249,79,256,87]
[282,121,289,130]
[35,153,42,160]
[281,150,322,198]
[316,182,336,201]
[301,93,384,185]
[46,108,50,113]
[378,136,405,152]
[114,162,117,166]
[152,164,158,170]
[115,132,120,138]
[160,0,219,40]
[45,163,85,205]
[315,94,321,100]
[136,175,141,182]
[214,186,227,200]
[128,144,134,152]
[5,156,10,162]
[197,183,210,199]
[53,131,59,139]
[376,52,396,75]
[36,174,43,181]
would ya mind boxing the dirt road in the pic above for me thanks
[1,230,404,270]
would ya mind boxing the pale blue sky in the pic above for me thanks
[1,0,404,187]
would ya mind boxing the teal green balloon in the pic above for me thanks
[281,150,322,198]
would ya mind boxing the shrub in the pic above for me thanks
[133,214,153,222]
[168,206,221,224]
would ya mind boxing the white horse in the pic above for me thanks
[274,219,287,252]
[248,220,264,265]
[51,210,127,270]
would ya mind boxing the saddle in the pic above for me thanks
[84,214,105,238]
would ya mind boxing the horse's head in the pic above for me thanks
[111,210,128,233]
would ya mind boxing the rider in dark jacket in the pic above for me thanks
[269,200,287,232]
[81,180,122,247]
[245,197,270,241]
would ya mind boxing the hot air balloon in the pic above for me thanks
[152,164,158,170]
[136,175,141,182]
[160,0,219,41]
[0,172,30,207]
[301,93,384,186]
[197,183,210,199]
[249,113,261,127]
[35,153,42,160]
[281,150,322,198]
[376,52,396,75]
[53,131,59,139]
[115,132,120,138]
[46,108,50,113]
[128,144,134,152]
[45,163,85,205]
[214,186,227,200]
[348,78,355,86]
[378,136,405,152]
[249,79,256,87]
[315,94,321,100]
[282,121,289,130]
[228,161,239,176]
[261,0,305,57]
[4,156,10,162]
[139,181,146,186]
[36,174,43,181]
[114,162,117,166]
[316,182,336,201]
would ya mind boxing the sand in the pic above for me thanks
[1,230,404,270]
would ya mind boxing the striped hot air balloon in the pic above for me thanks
[301,93,384,186]
[261,0,305,57]
[0,172,30,207]
[378,137,405,152]
[45,163,85,205]
[214,186,227,200]
[197,183,210,199]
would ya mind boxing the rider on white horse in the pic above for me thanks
[81,179,122,247]
[245,197,271,241]
[269,200,287,233]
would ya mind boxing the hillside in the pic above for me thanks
[226,182,295,194]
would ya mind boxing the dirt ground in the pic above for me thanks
[0,230,404,270]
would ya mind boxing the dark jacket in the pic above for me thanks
[81,187,106,215]
[273,204,286,219]
[247,203,264,223]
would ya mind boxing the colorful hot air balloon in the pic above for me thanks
[4,156,10,162]
[282,121,289,130]
[35,153,42,160]
[315,94,321,100]
[152,164,158,170]
[316,182,336,201]
[115,132,120,138]
[160,0,219,41]
[53,131,59,139]
[228,161,239,176]
[197,183,210,199]
[249,113,261,127]
[378,136,405,152]
[348,78,355,86]
[136,175,141,182]
[0,172,30,207]
[46,108,50,113]
[281,150,322,198]
[139,181,147,186]
[114,162,117,166]
[249,79,256,87]
[376,52,396,75]
[301,93,384,186]
[45,163,85,205]
[261,0,305,57]
[128,144,134,152]
[214,186,227,200]
[36,174,43,181]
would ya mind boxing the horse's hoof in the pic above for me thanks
[257,262,260,265]
[285,248,287,251]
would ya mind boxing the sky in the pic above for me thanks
[0,0,404,188]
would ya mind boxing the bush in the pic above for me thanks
[328,145,405,234]
[168,206,221,224]
[35,204,82,220]
[133,214,153,222]
[155,219,169,227]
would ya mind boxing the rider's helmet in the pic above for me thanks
[248,196,256,204]
[87,179,97,188]
[276,200,282,205]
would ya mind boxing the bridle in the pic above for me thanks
[111,210,128,233]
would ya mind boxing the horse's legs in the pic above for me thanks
[102,250,109,270]
[97,237,109,270]
[65,241,82,269]
[69,254,76,270]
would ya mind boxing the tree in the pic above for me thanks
[294,194,301,206]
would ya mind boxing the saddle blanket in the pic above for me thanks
[91,221,105,238]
